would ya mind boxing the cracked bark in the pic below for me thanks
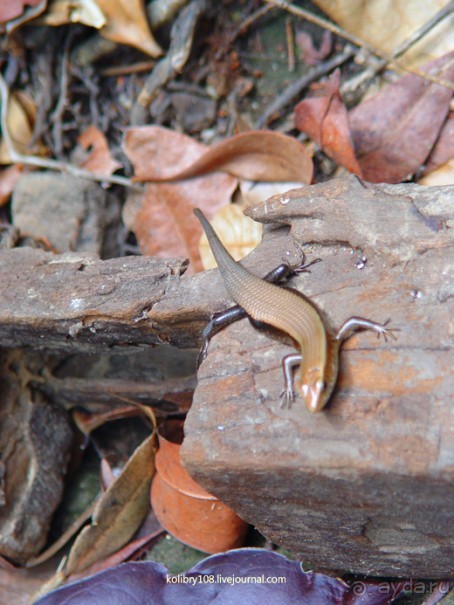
[181,176,454,578]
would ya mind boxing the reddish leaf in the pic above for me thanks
[123,127,237,273]
[128,128,313,184]
[423,111,454,174]
[0,0,43,23]
[349,51,454,183]
[295,54,454,183]
[294,70,362,176]
[76,126,121,177]
[296,29,333,66]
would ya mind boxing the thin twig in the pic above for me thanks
[51,32,73,157]
[238,4,273,34]
[255,45,356,128]
[100,60,156,77]
[0,73,139,189]
[285,17,295,72]
[263,0,454,90]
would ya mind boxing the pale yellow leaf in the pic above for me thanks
[96,0,163,57]
[199,204,262,271]
[418,159,454,186]
[37,0,106,28]
[0,92,35,163]
[312,0,454,67]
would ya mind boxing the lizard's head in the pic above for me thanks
[300,365,336,413]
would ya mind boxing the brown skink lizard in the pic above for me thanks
[194,208,397,412]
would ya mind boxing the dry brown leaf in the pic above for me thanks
[312,0,454,68]
[67,510,163,582]
[76,125,122,176]
[123,125,210,180]
[96,0,162,57]
[123,126,238,273]
[132,181,236,273]
[199,204,262,270]
[135,130,313,184]
[349,52,454,182]
[295,55,454,183]
[65,434,155,576]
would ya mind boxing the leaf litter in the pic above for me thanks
[0,1,453,603]
[295,52,454,182]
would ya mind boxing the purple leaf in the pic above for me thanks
[34,548,405,605]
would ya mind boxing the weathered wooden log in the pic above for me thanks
[182,176,454,578]
[0,227,290,352]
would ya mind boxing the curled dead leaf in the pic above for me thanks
[311,0,453,67]
[123,126,237,272]
[0,91,44,164]
[35,0,106,27]
[134,130,313,184]
[151,420,248,553]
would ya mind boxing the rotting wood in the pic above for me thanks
[181,176,454,578]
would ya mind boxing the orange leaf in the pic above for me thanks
[77,125,121,176]
[151,420,247,554]
[0,165,23,206]
[294,70,362,176]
